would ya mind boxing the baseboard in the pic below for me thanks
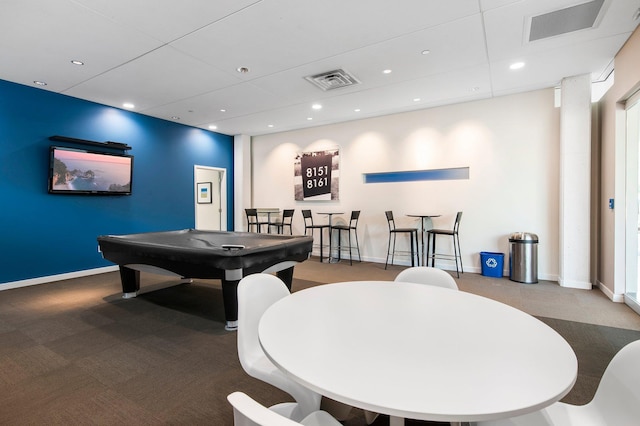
[596,279,625,303]
[0,266,119,291]
[558,277,592,290]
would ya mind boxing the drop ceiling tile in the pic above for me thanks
[63,46,242,110]
[140,82,285,125]
[490,33,631,96]
[211,65,492,136]
[72,0,261,42]
[0,0,162,91]
[249,14,488,105]
[171,0,481,78]
[483,0,638,62]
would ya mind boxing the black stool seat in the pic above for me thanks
[331,210,362,265]
[385,210,419,269]
[427,211,463,278]
[302,209,330,262]
[269,209,295,235]
[245,208,269,233]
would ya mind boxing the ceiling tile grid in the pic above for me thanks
[1,0,638,136]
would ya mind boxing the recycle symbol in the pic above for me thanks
[485,257,498,268]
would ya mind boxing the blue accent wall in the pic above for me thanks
[0,79,234,284]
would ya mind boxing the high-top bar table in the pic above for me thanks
[407,214,440,266]
[257,208,281,233]
[259,281,577,425]
[318,211,344,263]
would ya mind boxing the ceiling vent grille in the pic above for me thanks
[529,0,604,42]
[305,69,360,91]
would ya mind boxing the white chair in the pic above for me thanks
[394,266,459,290]
[237,274,322,421]
[474,339,640,426]
[227,392,342,426]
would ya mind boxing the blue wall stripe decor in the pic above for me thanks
[0,79,234,285]
[363,167,469,184]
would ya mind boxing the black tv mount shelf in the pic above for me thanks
[49,135,132,151]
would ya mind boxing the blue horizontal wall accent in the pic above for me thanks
[0,79,234,284]
[363,167,469,184]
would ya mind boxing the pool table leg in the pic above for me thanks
[222,268,244,331]
[276,266,294,291]
[119,266,140,298]
[221,279,239,331]
[221,266,296,331]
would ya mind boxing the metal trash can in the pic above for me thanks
[509,232,538,283]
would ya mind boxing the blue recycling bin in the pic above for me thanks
[480,252,504,277]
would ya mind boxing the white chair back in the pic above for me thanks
[587,339,640,423]
[237,273,290,371]
[475,339,640,426]
[228,391,302,426]
[228,392,342,426]
[237,274,321,421]
[394,266,458,290]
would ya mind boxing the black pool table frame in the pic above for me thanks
[97,229,313,330]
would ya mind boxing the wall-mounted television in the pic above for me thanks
[48,146,133,195]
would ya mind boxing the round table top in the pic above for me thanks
[259,281,577,423]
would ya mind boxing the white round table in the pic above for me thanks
[259,281,577,424]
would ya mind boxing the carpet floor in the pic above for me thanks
[0,258,639,425]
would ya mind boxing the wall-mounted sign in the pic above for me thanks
[294,149,339,201]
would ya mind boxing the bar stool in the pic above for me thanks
[245,208,269,233]
[426,211,463,278]
[269,209,295,234]
[302,209,330,262]
[331,210,361,265]
[385,211,419,269]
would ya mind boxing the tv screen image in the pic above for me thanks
[49,146,133,195]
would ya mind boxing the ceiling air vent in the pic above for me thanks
[529,0,605,42]
[305,69,360,91]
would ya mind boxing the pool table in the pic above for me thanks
[97,229,313,330]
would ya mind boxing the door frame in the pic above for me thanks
[194,165,227,231]
[624,92,640,315]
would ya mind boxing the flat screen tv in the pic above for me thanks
[48,146,133,195]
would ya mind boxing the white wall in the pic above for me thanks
[251,89,560,279]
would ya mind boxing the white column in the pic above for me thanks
[559,74,592,289]
[234,134,252,232]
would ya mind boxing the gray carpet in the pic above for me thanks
[0,264,639,425]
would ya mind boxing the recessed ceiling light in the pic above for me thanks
[383,69,392,74]
[171,116,180,120]
[70,60,84,65]
[33,80,47,86]
[307,117,313,121]
[354,108,361,112]
[236,66,250,73]
[413,98,421,102]
[509,62,525,70]
[472,86,480,92]
[220,109,226,112]
[122,102,135,109]
[421,50,431,55]
[312,103,322,110]
[268,124,274,128]
[209,125,218,130]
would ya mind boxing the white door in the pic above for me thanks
[194,165,227,231]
